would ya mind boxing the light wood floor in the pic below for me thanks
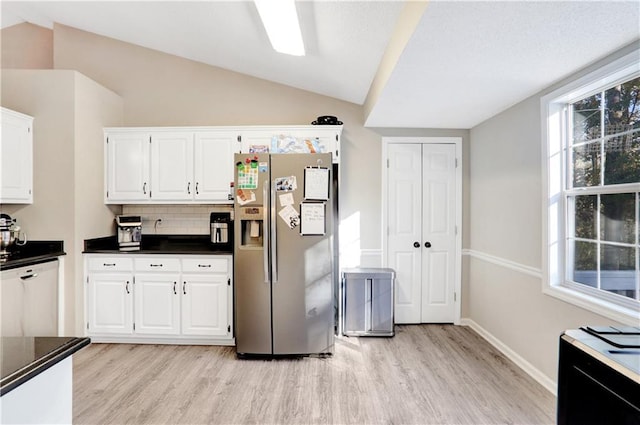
[73,325,556,424]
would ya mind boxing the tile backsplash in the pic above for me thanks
[122,205,232,235]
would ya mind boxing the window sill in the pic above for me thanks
[543,284,639,325]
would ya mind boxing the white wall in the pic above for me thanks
[466,43,638,388]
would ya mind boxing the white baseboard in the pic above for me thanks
[460,318,557,396]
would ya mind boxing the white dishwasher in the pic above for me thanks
[1,259,59,336]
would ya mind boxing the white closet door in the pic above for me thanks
[387,144,423,323]
[421,144,457,322]
[387,143,458,324]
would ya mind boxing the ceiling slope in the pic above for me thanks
[2,1,639,129]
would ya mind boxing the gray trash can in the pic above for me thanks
[341,268,395,337]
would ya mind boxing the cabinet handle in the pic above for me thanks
[173,281,177,295]
[20,272,38,280]
[187,182,191,194]
[143,182,147,195]
[150,264,163,267]
[195,182,199,195]
[103,263,116,267]
[183,281,187,295]
[198,264,211,268]
[125,280,130,294]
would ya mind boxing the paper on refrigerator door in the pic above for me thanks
[278,205,300,229]
[279,193,294,207]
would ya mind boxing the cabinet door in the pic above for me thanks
[87,273,134,334]
[105,131,150,202]
[150,132,194,201]
[22,260,58,336]
[1,108,33,203]
[181,274,229,337]
[134,273,181,335]
[194,131,238,202]
[1,270,24,336]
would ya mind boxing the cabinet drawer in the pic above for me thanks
[134,258,180,272]
[88,257,133,272]
[182,257,229,273]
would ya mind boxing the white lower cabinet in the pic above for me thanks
[87,272,134,335]
[85,254,233,345]
[135,273,181,335]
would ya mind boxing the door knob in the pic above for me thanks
[425,242,432,248]
[413,242,420,248]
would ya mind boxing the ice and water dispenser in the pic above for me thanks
[237,206,264,247]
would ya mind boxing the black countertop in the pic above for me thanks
[0,336,91,396]
[84,234,232,255]
[0,241,65,271]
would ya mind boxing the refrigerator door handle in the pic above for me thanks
[271,181,278,283]
[263,180,270,283]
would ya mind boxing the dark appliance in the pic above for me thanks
[210,212,232,252]
[116,215,142,251]
[558,327,640,425]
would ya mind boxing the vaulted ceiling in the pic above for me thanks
[2,1,639,129]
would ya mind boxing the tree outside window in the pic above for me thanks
[569,76,639,301]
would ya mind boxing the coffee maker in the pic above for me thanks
[210,212,232,251]
[116,215,142,251]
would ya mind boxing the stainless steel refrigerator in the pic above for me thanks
[233,152,335,356]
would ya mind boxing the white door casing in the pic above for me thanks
[383,137,462,325]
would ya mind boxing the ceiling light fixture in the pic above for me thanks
[254,0,305,56]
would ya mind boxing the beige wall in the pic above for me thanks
[1,69,123,335]
[73,72,124,333]
[1,23,387,334]
[0,23,53,69]
[51,24,385,253]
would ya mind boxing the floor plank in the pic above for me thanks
[73,325,556,424]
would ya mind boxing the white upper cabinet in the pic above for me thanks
[194,131,238,202]
[150,132,194,201]
[104,125,340,204]
[1,107,33,204]
[105,130,151,202]
[105,128,238,204]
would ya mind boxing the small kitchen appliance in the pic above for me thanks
[0,213,27,262]
[116,215,142,251]
[210,212,232,251]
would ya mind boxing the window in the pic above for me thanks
[542,48,640,323]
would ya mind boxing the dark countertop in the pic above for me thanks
[0,241,65,271]
[562,328,640,381]
[84,234,232,255]
[0,336,91,396]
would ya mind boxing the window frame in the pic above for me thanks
[541,47,640,324]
